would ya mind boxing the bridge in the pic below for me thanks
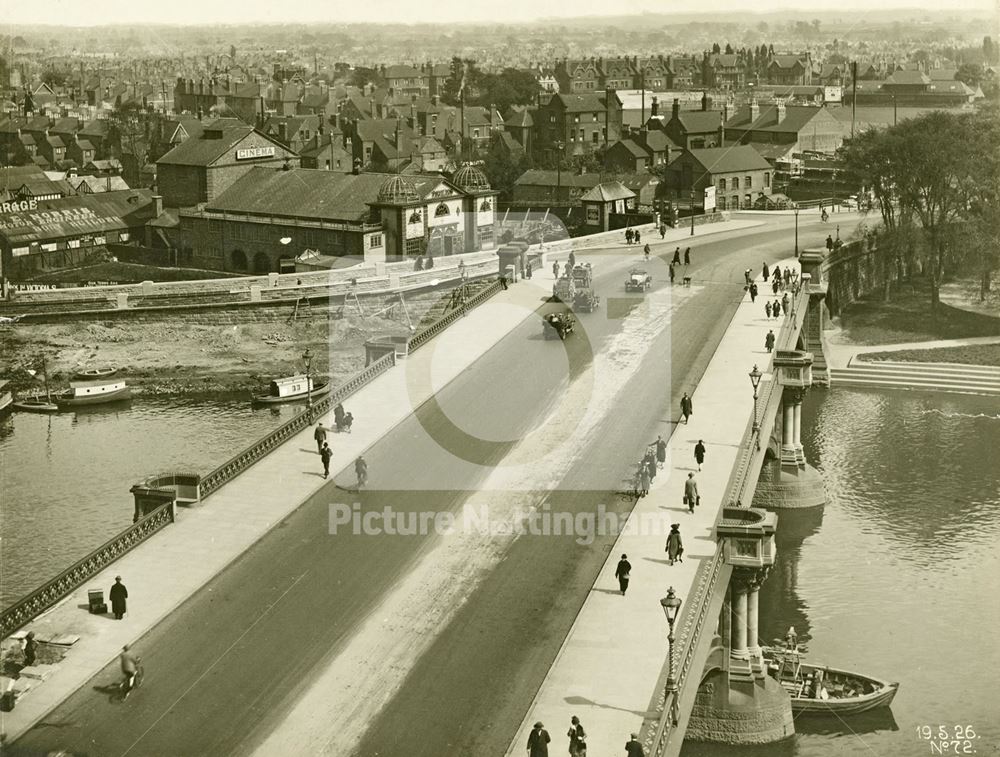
[2,212,853,756]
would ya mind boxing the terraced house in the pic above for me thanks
[533,92,623,158]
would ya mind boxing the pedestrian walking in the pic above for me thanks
[525,260,533,279]
[626,228,634,245]
[499,272,509,290]
[528,722,551,757]
[645,452,658,483]
[659,224,666,239]
[666,523,684,564]
[669,263,676,284]
[634,230,641,245]
[567,716,587,756]
[762,262,770,281]
[694,439,706,471]
[765,329,776,352]
[644,243,651,263]
[313,421,327,454]
[826,234,834,250]
[772,277,779,295]
[784,267,791,287]
[625,733,646,757]
[320,441,332,478]
[672,247,681,265]
[744,268,753,286]
[615,554,632,596]
[749,282,758,302]
[680,392,693,424]
[23,631,37,667]
[110,575,128,620]
[656,435,667,468]
[764,300,772,318]
[781,292,789,315]
[639,466,650,497]
[684,247,691,265]
[355,455,368,488]
[568,251,576,268]
[552,260,560,279]
[684,473,699,513]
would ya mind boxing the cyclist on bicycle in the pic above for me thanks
[120,644,139,696]
[355,456,368,489]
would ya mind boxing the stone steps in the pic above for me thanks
[830,360,1000,395]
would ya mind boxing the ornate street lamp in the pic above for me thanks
[793,202,800,257]
[303,347,314,419]
[749,364,762,450]
[661,587,683,725]
[689,187,696,236]
[555,140,565,205]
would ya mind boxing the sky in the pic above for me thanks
[2,0,996,27]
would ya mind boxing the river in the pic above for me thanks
[0,397,298,608]
[683,387,1000,756]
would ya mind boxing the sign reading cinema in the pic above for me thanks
[235,146,277,161]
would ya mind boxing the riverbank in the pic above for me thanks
[857,342,1000,366]
[0,287,455,397]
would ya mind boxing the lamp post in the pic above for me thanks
[749,364,762,451]
[661,587,683,726]
[689,187,696,236]
[793,202,800,257]
[555,140,565,207]
[303,347,314,419]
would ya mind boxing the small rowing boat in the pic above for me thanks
[762,645,899,715]
[0,380,13,415]
[73,366,118,380]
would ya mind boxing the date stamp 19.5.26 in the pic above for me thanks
[916,725,982,754]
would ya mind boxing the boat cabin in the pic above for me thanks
[67,380,128,398]
[266,375,314,399]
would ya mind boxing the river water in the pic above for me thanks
[0,398,298,607]
[683,387,1000,756]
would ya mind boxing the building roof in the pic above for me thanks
[928,69,958,81]
[550,93,609,114]
[614,139,650,158]
[580,181,635,202]
[885,70,931,86]
[725,104,827,134]
[674,146,773,175]
[514,169,603,189]
[385,64,423,79]
[157,125,284,167]
[746,142,797,161]
[675,110,721,133]
[0,189,155,245]
[504,106,533,128]
[770,55,807,69]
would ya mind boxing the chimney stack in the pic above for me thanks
[153,194,163,216]
[651,96,659,117]
[671,98,680,120]
[776,100,786,123]
[749,99,760,123]
[701,91,711,111]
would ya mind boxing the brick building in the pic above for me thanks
[724,101,844,154]
[155,121,297,208]
[664,146,773,211]
[660,96,723,150]
[533,92,623,159]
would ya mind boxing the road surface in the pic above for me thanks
[10,214,847,757]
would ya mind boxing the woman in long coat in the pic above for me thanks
[639,467,651,498]
[666,524,683,565]
[694,440,706,471]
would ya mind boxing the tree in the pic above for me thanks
[476,68,540,113]
[482,137,532,201]
[109,101,150,187]
[984,36,997,64]
[955,63,984,87]
[712,42,721,54]
[724,43,734,55]
[346,66,384,90]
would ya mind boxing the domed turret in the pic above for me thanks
[376,174,418,204]
[452,165,491,193]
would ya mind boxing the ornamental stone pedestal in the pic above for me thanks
[754,350,826,509]
[686,507,793,745]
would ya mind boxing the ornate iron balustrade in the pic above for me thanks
[199,352,397,498]
[0,503,175,638]
[408,280,504,354]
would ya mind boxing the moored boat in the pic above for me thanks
[252,374,331,405]
[12,396,60,413]
[73,366,118,380]
[0,380,13,415]
[762,646,899,715]
[56,380,132,407]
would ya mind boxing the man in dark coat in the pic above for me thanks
[626,228,634,245]
[749,282,758,302]
[23,631,37,666]
[762,262,770,281]
[626,733,646,757]
[672,247,681,265]
[320,442,333,478]
[680,392,693,424]
[634,229,641,245]
[110,576,128,620]
[568,251,576,268]
[684,247,691,265]
[528,721,551,757]
[694,439,706,471]
[826,235,834,250]
[615,554,632,595]
[552,260,560,279]
[313,422,327,454]
[669,263,676,284]
[765,329,776,352]
[659,224,666,239]
[684,473,699,514]
[781,292,789,315]
[765,300,772,318]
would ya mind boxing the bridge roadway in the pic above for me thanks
[10,213,847,757]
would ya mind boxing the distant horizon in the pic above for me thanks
[2,1,996,29]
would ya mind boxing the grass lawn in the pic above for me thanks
[837,280,1000,345]
[858,343,1000,367]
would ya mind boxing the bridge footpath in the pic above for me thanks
[506,260,804,757]
[0,218,760,745]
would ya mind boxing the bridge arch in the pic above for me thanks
[230,249,248,271]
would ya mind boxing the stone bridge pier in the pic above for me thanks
[685,507,794,745]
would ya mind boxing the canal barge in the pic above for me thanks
[762,646,899,714]
[252,374,331,405]
[56,380,132,407]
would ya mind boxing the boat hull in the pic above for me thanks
[73,367,118,380]
[0,394,12,415]
[763,650,899,715]
[252,381,331,405]
[57,387,132,407]
[13,399,60,413]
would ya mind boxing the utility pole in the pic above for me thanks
[851,60,857,139]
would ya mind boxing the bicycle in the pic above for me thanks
[120,658,144,700]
